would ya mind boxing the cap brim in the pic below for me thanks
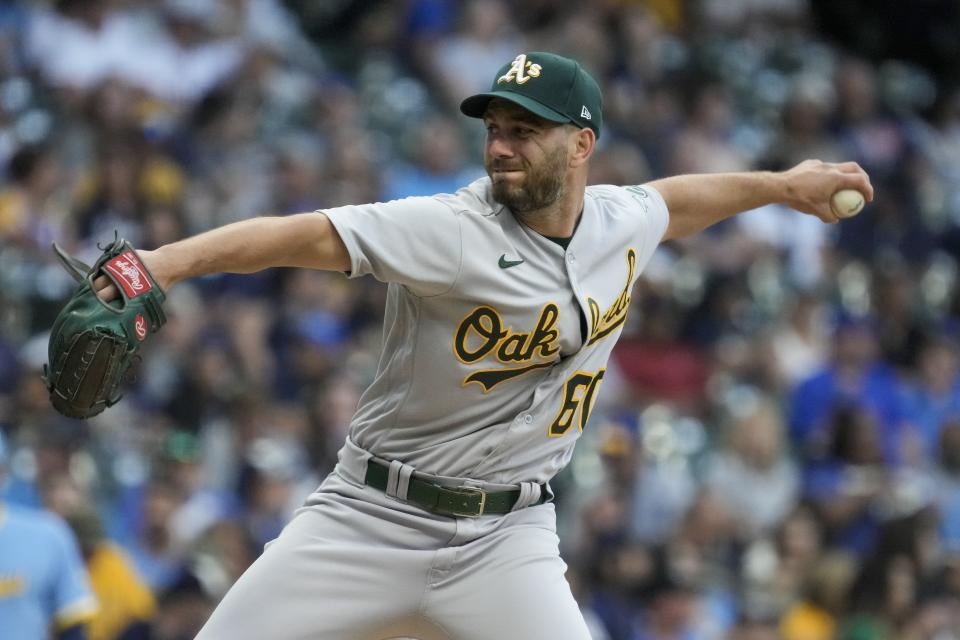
[460,91,571,124]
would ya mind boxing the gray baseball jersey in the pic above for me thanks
[196,178,669,640]
[323,177,668,484]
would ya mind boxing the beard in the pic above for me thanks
[487,146,568,214]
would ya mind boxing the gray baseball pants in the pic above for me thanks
[195,440,592,639]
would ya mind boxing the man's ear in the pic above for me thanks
[569,127,596,168]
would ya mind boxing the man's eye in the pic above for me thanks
[516,128,533,137]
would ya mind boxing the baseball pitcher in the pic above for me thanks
[80,52,872,639]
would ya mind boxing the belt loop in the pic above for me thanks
[511,482,542,511]
[396,465,415,501]
[386,460,404,498]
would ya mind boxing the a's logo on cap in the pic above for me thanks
[581,105,592,120]
[497,54,542,85]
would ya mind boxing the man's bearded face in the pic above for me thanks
[487,143,568,214]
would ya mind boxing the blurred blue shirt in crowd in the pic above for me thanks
[1,432,97,639]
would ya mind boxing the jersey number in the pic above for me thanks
[548,369,605,437]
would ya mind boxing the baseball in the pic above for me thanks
[831,189,865,218]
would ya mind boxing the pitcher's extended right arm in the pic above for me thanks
[96,212,348,300]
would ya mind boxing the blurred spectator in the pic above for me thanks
[74,137,148,247]
[789,315,904,463]
[159,431,236,549]
[305,376,364,474]
[151,572,214,640]
[232,0,325,71]
[191,519,256,601]
[833,59,910,183]
[918,87,960,231]
[899,332,960,463]
[933,420,960,552]
[1,413,88,509]
[0,140,79,331]
[25,0,141,94]
[271,137,324,214]
[588,141,653,188]
[321,126,382,207]
[42,473,156,640]
[381,114,482,200]
[845,508,942,638]
[631,549,701,640]
[733,203,831,289]
[550,9,614,78]
[802,406,887,556]
[627,411,699,545]
[239,436,305,550]
[123,477,189,594]
[588,542,655,639]
[703,393,799,537]
[762,293,830,390]
[614,295,709,410]
[749,504,830,621]
[871,265,927,372]
[27,0,243,105]
[72,509,155,640]
[428,0,525,108]
[728,618,779,640]
[0,142,69,249]
[0,430,98,639]
[162,340,245,428]
[780,551,857,640]
[771,75,844,168]
[669,84,750,175]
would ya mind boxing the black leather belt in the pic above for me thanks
[364,459,548,518]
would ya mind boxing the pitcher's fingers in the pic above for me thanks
[841,172,874,202]
[832,162,873,201]
[835,161,865,174]
[96,283,119,302]
[818,207,840,224]
[93,274,110,290]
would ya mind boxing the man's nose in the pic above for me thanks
[487,135,514,159]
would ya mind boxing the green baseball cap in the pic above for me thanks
[460,52,603,138]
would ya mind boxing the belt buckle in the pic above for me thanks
[446,485,487,518]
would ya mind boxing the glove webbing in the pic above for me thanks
[50,330,128,418]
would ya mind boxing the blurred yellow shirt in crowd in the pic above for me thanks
[0,190,26,235]
[780,601,835,640]
[86,543,155,640]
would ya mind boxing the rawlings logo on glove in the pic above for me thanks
[104,252,153,297]
[43,235,166,419]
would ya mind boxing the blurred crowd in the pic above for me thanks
[1,0,959,639]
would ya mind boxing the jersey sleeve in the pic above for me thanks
[613,183,670,270]
[320,196,463,297]
[48,519,97,631]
